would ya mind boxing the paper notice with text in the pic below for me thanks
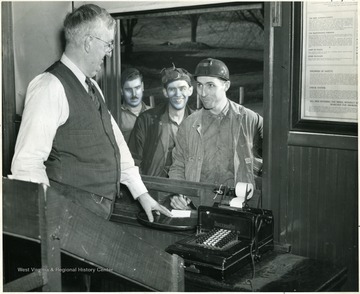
[301,1,358,123]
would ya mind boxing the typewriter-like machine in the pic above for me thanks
[164,184,274,280]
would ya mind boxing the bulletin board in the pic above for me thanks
[292,1,358,134]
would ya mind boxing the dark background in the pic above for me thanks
[120,11,264,115]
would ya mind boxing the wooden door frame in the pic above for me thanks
[2,2,17,177]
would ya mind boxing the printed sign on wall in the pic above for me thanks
[301,1,358,123]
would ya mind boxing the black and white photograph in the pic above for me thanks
[2,1,358,292]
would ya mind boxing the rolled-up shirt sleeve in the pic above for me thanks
[110,115,148,199]
[9,73,68,185]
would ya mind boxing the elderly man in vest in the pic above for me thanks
[9,4,171,221]
[168,58,263,209]
[128,65,194,177]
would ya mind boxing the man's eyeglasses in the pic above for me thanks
[90,35,114,53]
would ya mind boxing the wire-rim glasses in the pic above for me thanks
[89,35,114,52]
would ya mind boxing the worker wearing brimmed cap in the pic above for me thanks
[169,58,263,210]
[128,64,195,177]
[119,68,151,143]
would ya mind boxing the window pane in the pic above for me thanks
[119,8,264,114]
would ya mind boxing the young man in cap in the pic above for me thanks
[168,58,263,209]
[128,65,194,177]
[119,68,151,142]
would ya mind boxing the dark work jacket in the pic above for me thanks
[128,102,194,177]
[44,61,121,200]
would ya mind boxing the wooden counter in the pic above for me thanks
[3,178,348,292]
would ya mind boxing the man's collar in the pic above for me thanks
[221,99,230,116]
[168,106,185,126]
[121,101,147,113]
[60,53,88,89]
[205,99,230,118]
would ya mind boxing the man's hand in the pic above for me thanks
[137,192,172,222]
[170,194,192,210]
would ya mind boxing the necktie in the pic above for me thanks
[85,77,100,110]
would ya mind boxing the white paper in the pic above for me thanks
[230,182,254,208]
[171,209,191,218]
[229,197,244,208]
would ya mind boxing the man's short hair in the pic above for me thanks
[64,4,116,46]
[161,64,192,88]
[121,68,143,87]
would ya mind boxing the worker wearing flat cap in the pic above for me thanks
[119,68,152,143]
[168,58,263,210]
[128,64,195,177]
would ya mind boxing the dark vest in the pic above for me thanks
[44,61,121,200]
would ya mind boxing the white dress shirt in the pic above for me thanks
[9,54,147,199]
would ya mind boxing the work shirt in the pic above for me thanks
[200,101,235,187]
[128,103,194,177]
[9,53,147,199]
[118,102,151,143]
[169,99,263,188]
[165,114,180,169]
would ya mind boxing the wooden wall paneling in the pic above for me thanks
[288,147,319,256]
[333,149,358,289]
[317,146,341,260]
[303,147,321,258]
[287,146,329,258]
[285,146,301,254]
[286,146,358,290]
[307,147,322,259]
[2,2,17,177]
[323,149,340,260]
